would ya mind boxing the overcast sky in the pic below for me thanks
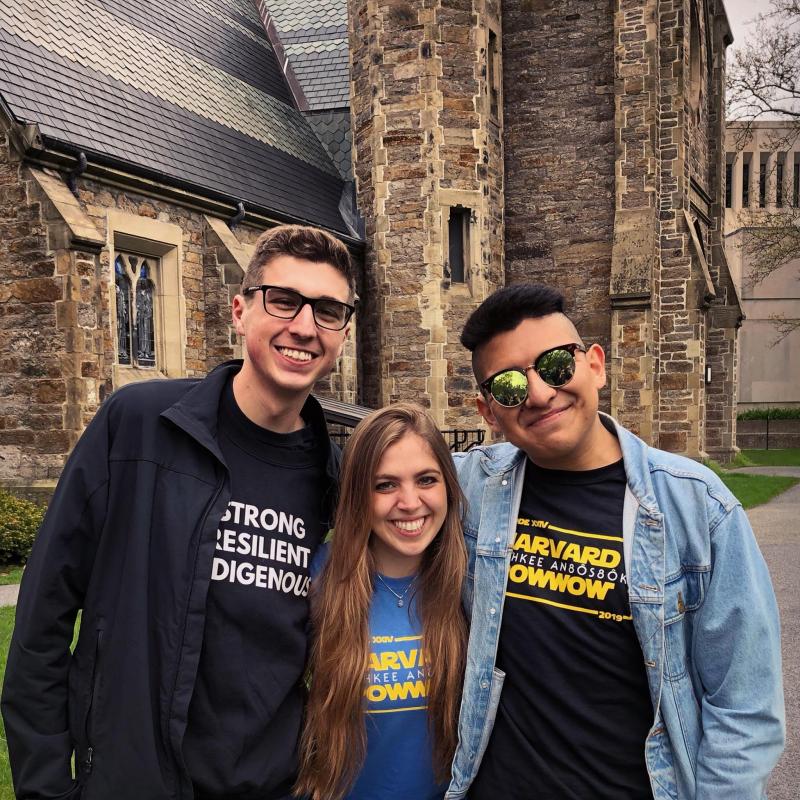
[724,0,770,55]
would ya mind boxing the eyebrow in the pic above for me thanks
[374,468,443,481]
[264,285,350,303]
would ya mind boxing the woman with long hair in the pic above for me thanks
[296,403,468,800]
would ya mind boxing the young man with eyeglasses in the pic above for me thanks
[445,284,784,800]
[2,225,356,800]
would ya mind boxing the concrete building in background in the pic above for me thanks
[724,121,800,411]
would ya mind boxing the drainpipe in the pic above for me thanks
[66,152,87,195]
[228,200,246,229]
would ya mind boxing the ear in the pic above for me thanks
[585,343,607,390]
[335,323,351,359]
[231,294,247,336]
[476,392,504,435]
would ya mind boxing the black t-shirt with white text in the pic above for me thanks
[470,458,653,800]
[183,379,328,800]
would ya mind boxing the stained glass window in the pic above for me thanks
[115,253,157,368]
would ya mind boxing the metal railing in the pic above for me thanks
[328,427,485,453]
[442,428,485,452]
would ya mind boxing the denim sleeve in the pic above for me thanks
[693,503,785,797]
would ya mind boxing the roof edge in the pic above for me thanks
[252,0,311,112]
[0,100,44,158]
[21,135,364,248]
[715,0,734,47]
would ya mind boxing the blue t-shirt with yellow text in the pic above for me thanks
[312,547,444,800]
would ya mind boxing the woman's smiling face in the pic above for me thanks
[369,432,448,578]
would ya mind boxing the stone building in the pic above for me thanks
[0,0,361,497]
[1,0,743,496]
[349,0,741,459]
[724,121,800,411]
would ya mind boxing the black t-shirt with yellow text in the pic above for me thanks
[470,459,653,800]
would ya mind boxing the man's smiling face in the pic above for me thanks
[232,254,352,403]
[474,313,619,471]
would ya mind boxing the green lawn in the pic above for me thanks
[0,568,23,587]
[708,454,799,508]
[741,448,800,467]
[720,474,799,510]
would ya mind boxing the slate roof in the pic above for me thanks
[305,110,352,180]
[261,0,349,111]
[0,0,352,235]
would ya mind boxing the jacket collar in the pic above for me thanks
[161,360,339,483]
[478,441,527,476]
[479,413,661,517]
[599,412,660,518]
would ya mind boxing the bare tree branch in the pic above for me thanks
[768,313,800,345]
[740,214,800,286]
[728,1,800,120]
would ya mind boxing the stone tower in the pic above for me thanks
[348,0,504,427]
[351,0,740,459]
[500,0,739,460]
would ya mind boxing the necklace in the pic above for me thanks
[375,573,417,607]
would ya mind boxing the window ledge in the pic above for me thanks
[113,364,167,388]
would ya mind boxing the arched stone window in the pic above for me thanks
[107,210,186,387]
[114,252,158,368]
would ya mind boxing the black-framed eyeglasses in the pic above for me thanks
[242,285,355,331]
[479,343,587,407]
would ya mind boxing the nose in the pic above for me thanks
[523,368,557,408]
[396,484,422,511]
[287,302,317,338]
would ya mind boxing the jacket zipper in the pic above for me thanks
[83,628,104,775]
[168,477,226,799]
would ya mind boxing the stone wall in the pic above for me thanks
[609,0,660,442]
[502,0,616,356]
[0,128,358,490]
[496,0,735,457]
[737,419,800,450]
[652,0,737,459]
[0,131,105,490]
[349,0,504,427]
[703,0,739,459]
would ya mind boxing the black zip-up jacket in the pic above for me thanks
[1,361,340,800]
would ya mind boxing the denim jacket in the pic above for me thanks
[446,415,785,800]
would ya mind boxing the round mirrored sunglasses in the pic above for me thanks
[480,343,587,407]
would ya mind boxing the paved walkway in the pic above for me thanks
[730,465,800,477]
[0,583,19,607]
[0,473,796,793]
[744,475,800,799]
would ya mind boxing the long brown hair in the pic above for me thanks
[295,403,468,800]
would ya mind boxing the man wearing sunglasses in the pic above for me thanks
[446,284,784,800]
[3,225,355,800]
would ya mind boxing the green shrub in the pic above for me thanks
[738,407,800,421]
[0,491,45,566]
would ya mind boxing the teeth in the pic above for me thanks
[395,519,424,532]
[278,347,313,362]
